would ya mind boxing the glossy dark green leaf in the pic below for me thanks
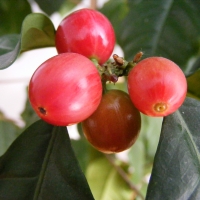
[75,123,106,172]
[35,0,65,15]
[0,120,94,200]
[0,34,21,69]
[101,0,200,75]
[146,97,200,200]
[99,0,129,42]
[0,0,31,36]
[0,35,20,55]
[187,70,200,100]
[185,56,200,77]
[0,13,55,69]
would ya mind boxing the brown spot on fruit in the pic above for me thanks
[38,107,47,115]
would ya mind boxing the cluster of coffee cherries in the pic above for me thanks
[28,8,187,154]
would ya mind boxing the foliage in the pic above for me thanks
[0,0,31,36]
[0,13,55,69]
[0,120,94,199]
[147,97,200,200]
[0,112,21,156]
[100,0,200,77]
[0,0,200,199]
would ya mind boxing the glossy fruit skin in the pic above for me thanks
[29,53,102,126]
[82,90,141,154]
[55,8,115,65]
[128,57,187,117]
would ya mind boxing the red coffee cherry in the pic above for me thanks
[55,8,115,64]
[29,53,102,126]
[128,57,187,117]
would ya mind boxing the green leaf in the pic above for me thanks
[0,0,31,36]
[140,115,163,161]
[0,34,20,55]
[128,139,145,184]
[146,97,200,199]
[101,0,200,75]
[0,120,94,200]
[0,13,55,70]
[0,34,21,69]
[99,0,129,42]
[128,114,162,195]
[86,157,132,200]
[21,93,40,129]
[76,123,103,164]
[59,0,82,16]
[35,0,65,15]
[34,0,80,16]
[71,138,91,172]
[187,70,200,100]
[0,112,20,156]
[20,13,55,52]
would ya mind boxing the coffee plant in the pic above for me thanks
[0,0,200,199]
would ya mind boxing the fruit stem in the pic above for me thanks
[93,51,144,84]
[101,79,108,94]
[90,0,97,9]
